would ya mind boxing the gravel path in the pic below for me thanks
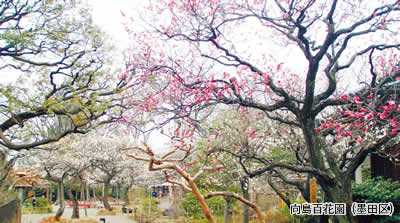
[22,207,136,223]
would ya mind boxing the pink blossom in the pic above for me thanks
[118,71,127,80]
[355,136,363,144]
[230,77,241,94]
[389,118,399,128]
[339,95,349,102]
[390,128,398,137]
[365,112,374,120]
[247,128,257,139]
[262,72,270,85]
[353,96,362,104]
[379,112,389,120]
[388,100,396,106]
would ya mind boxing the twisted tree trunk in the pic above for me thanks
[67,189,80,219]
[175,166,216,223]
[322,182,354,223]
[302,119,354,223]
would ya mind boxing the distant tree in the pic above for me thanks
[22,132,92,219]
[84,135,132,211]
[40,150,71,220]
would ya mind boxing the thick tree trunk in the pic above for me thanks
[55,182,65,220]
[102,183,112,211]
[223,196,233,223]
[301,119,355,223]
[323,183,354,223]
[67,189,80,219]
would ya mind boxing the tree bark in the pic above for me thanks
[80,182,85,201]
[92,187,97,200]
[323,182,354,223]
[67,188,80,219]
[174,166,216,223]
[86,183,90,201]
[240,177,250,223]
[302,119,354,223]
[55,181,65,220]
[125,186,131,205]
[55,184,60,205]
[205,191,264,223]
[102,182,113,211]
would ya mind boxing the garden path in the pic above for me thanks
[22,207,136,223]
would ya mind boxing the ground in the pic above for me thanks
[22,207,136,223]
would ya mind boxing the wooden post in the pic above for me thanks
[309,177,317,203]
[278,197,285,209]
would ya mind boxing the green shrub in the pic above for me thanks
[181,191,225,219]
[353,177,400,203]
[22,206,52,214]
[353,177,400,223]
[23,197,51,208]
[140,196,159,215]
[36,197,50,207]
[22,197,52,214]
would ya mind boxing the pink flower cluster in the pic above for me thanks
[316,95,400,143]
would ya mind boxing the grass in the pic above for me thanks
[22,206,52,214]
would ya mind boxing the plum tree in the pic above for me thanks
[123,1,400,222]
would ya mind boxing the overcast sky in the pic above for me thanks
[86,0,172,152]
[87,0,133,51]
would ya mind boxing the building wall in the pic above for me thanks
[371,154,400,180]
